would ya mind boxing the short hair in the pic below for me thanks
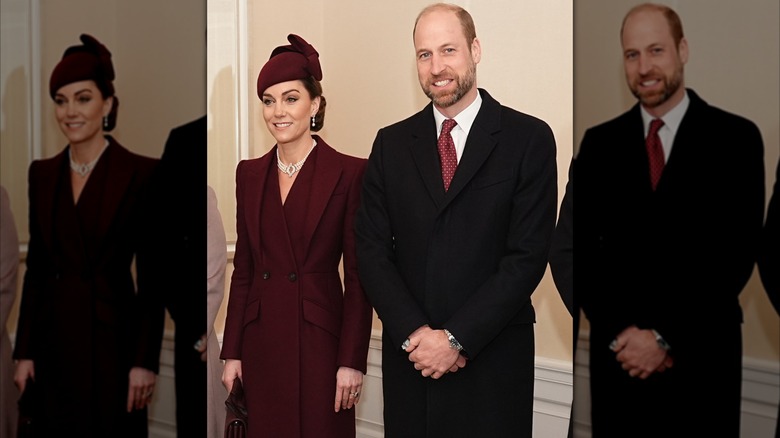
[413,3,477,48]
[621,3,685,48]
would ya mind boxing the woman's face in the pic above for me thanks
[260,80,319,147]
[54,80,112,147]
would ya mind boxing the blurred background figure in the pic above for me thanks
[206,184,227,438]
[574,4,764,436]
[12,33,159,436]
[0,185,19,438]
[140,114,207,437]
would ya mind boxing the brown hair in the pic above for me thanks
[300,76,326,132]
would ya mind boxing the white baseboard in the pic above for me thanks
[148,330,177,438]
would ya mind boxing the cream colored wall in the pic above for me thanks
[38,0,206,160]
[574,0,780,362]
[2,0,206,340]
[208,0,574,363]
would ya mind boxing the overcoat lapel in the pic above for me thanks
[96,140,135,254]
[442,93,501,210]
[245,152,273,264]
[37,152,65,256]
[302,138,342,258]
[620,106,654,193]
[409,107,446,208]
[35,150,89,273]
[660,92,704,192]
[409,91,503,213]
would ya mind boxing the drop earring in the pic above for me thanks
[103,116,109,129]
[311,116,315,128]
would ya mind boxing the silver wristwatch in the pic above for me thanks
[651,329,671,351]
[443,329,463,351]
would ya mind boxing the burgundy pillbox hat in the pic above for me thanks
[256,34,322,99]
[49,33,115,99]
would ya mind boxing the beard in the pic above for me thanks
[421,61,477,108]
[629,63,684,109]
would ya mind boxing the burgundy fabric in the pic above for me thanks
[220,137,373,438]
[49,34,115,99]
[646,118,665,190]
[13,138,158,436]
[256,34,322,98]
[438,119,458,191]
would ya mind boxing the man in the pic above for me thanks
[355,3,557,437]
[574,3,764,436]
[206,185,228,438]
[139,115,207,437]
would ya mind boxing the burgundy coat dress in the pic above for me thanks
[13,138,158,437]
[220,137,373,438]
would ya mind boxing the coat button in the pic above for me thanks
[262,271,270,280]
[287,272,297,282]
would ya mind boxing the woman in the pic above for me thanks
[207,184,228,438]
[220,34,373,438]
[1,185,19,438]
[12,34,158,436]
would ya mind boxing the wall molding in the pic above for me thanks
[148,330,177,438]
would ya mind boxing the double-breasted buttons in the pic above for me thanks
[262,271,271,280]
[287,272,297,282]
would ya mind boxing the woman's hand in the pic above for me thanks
[334,366,363,412]
[222,359,242,393]
[14,360,35,393]
[126,367,156,412]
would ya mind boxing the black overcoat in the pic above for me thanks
[574,89,765,437]
[356,89,557,437]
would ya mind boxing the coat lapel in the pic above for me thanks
[37,151,67,258]
[302,137,342,258]
[409,106,447,208]
[96,139,135,248]
[442,90,501,210]
[244,151,273,264]
[661,90,705,192]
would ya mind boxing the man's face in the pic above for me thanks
[414,9,480,113]
[621,9,688,115]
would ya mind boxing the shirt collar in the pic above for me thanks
[433,90,483,136]
[641,89,690,136]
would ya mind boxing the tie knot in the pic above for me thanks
[649,118,664,136]
[441,119,457,136]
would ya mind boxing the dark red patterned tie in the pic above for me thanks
[646,118,665,190]
[438,119,458,191]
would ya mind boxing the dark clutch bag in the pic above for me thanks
[17,377,37,438]
[225,377,248,438]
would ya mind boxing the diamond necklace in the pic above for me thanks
[277,139,317,178]
[69,139,109,177]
